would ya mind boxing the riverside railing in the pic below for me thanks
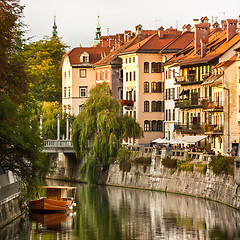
[44,140,72,147]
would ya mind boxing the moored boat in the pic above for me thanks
[29,186,77,212]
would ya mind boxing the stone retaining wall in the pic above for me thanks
[106,160,240,209]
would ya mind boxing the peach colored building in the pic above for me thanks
[119,25,193,145]
[62,47,110,116]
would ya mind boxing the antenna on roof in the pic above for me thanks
[176,20,178,30]
[107,28,109,36]
[219,11,228,19]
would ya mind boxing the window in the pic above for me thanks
[64,71,66,79]
[151,82,157,93]
[152,101,157,112]
[79,87,87,98]
[97,71,100,81]
[173,109,175,121]
[151,62,162,73]
[64,87,66,98]
[133,90,136,102]
[144,62,149,73]
[144,82,149,93]
[125,58,128,64]
[68,71,70,77]
[173,69,175,78]
[82,56,88,63]
[68,87,71,97]
[119,88,123,100]
[168,70,171,79]
[126,72,128,81]
[133,57,135,63]
[129,72,132,81]
[156,82,161,93]
[152,120,162,131]
[144,120,150,131]
[129,58,131,63]
[79,104,84,114]
[80,69,87,78]
[133,71,136,81]
[107,70,110,80]
[119,69,123,79]
[144,101,149,112]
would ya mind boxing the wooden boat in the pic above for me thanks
[29,186,77,212]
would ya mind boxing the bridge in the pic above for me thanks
[43,140,74,153]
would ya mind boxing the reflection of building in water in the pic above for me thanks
[29,212,74,239]
[105,186,240,239]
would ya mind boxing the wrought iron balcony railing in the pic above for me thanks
[175,97,203,109]
[174,123,203,133]
[202,99,223,111]
[175,73,209,85]
[203,124,223,134]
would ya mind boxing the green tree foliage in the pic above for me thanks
[39,101,75,140]
[72,82,143,184]
[23,36,68,102]
[0,1,52,199]
[0,94,50,198]
[209,156,234,176]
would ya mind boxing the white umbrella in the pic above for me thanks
[152,138,171,144]
[170,139,185,145]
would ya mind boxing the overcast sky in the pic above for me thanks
[21,0,239,50]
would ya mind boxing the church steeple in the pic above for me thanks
[93,15,101,45]
[52,16,58,40]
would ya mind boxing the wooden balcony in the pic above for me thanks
[202,99,223,112]
[175,73,209,86]
[174,123,203,134]
[204,124,223,134]
[175,97,203,109]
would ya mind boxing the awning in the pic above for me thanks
[179,89,190,96]
[179,135,207,144]
[152,138,171,144]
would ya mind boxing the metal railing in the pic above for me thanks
[202,99,223,111]
[44,140,72,147]
[204,124,224,133]
[175,73,209,85]
[174,123,203,133]
[175,97,203,109]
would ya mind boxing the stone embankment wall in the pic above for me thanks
[106,160,240,209]
[52,148,240,209]
[0,182,21,228]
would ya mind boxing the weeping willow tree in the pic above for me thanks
[72,82,143,184]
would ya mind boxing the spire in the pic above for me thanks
[52,16,58,40]
[93,15,101,45]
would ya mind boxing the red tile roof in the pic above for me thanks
[63,47,111,65]
[121,30,182,54]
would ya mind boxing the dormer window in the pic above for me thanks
[80,52,89,63]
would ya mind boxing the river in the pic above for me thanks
[1,180,240,240]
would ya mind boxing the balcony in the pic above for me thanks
[202,99,223,112]
[203,124,223,134]
[174,123,203,134]
[175,97,203,109]
[175,74,209,86]
[120,99,134,110]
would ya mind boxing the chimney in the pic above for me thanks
[193,19,199,25]
[201,39,207,58]
[158,26,164,38]
[182,24,191,32]
[135,24,142,35]
[226,19,238,41]
[213,22,219,28]
[201,16,209,23]
[194,22,210,52]
[124,30,132,42]
[221,20,227,30]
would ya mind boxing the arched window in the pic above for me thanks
[151,62,157,73]
[152,121,157,131]
[152,101,157,112]
[151,82,157,93]
[144,120,150,131]
[156,101,161,112]
[144,101,149,112]
[156,82,161,93]
[144,62,149,73]
[144,82,149,93]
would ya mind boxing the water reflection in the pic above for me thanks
[1,183,240,239]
